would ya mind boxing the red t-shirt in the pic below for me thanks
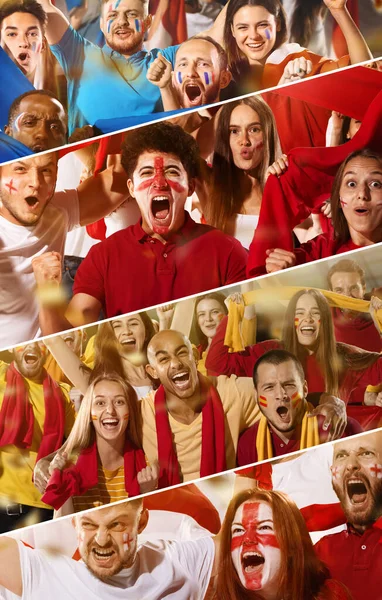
[332,308,382,353]
[237,415,362,467]
[294,235,361,264]
[314,518,382,600]
[73,213,248,317]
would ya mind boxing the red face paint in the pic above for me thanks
[294,317,299,328]
[370,463,382,478]
[123,413,129,421]
[259,395,268,407]
[91,415,98,421]
[254,141,264,150]
[331,465,340,479]
[291,391,301,407]
[5,179,17,194]
[340,200,347,207]
[135,156,186,194]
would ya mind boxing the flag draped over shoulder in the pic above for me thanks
[148,0,188,48]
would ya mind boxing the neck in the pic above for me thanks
[165,380,205,425]
[108,40,144,59]
[269,422,296,443]
[238,172,262,214]
[121,355,150,387]
[349,226,382,247]
[14,363,44,384]
[95,434,125,470]
[142,212,186,244]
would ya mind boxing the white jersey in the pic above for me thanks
[0,189,79,349]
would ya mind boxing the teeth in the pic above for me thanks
[153,196,168,201]
[243,551,262,558]
[102,419,119,425]
[93,549,114,557]
[172,371,188,380]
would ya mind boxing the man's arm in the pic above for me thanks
[37,0,70,45]
[39,293,102,336]
[77,158,130,226]
[0,538,22,596]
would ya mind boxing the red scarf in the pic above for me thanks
[155,373,226,487]
[42,439,147,510]
[0,363,66,463]
[247,68,382,278]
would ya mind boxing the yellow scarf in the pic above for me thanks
[225,286,382,353]
[256,402,320,461]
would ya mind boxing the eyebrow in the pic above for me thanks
[155,344,188,357]
[229,121,261,128]
[4,25,40,32]
[344,170,382,176]
[232,519,273,526]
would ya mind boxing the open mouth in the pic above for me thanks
[120,337,136,348]
[171,370,191,390]
[347,479,368,504]
[354,207,369,215]
[18,52,30,62]
[185,82,203,105]
[246,42,265,51]
[151,195,171,221]
[31,143,48,153]
[114,27,133,37]
[23,352,38,366]
[276,406,290,422]
[101,418,120,430]
[242,551,265,573]
[92,547,116,563]
[63,334,74,343]
[24,196,39,209]
[300,326,316,336]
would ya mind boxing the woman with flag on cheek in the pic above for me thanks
[215,488,353,599]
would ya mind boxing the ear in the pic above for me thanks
[187,177,195,198]
[219,69,232,90]
[303,380,308,398]
[4,125,10,136]
[230,22,236,39]
[145,363,158,380]
[143,14,152,33]
[276,17,281,33]
[41,36,46,52]
[127,178,135,198]
[138,507,149,533]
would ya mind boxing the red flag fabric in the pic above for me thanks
[149,0,187,47]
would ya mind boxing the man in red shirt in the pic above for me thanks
[34,122,248,335]
[314,431,382,600]
[237,349,362,466]
[327,258,382,353]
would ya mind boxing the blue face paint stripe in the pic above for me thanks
[135,18,141,32]
[204,72,210,85]
[265,28,271,40]
[177,71,182,83]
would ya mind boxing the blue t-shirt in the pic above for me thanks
[51,26,179,134]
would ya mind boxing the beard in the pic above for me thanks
[105,31,143,56]
[333,476,382,527]
[82,541,136,581]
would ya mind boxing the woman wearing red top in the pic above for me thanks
[206,289,382,405]
[193,292,228,375]
[214,488,352,599]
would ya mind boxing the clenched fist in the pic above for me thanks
[147,52,173,89]
[32,251,62,287]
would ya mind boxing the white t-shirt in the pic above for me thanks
[0,536,214,600]
[234,213,259,250]
[0,190,80,349]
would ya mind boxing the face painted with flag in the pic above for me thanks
[255,358,307,436]
[101,0,148,57]
[231,501,281,593]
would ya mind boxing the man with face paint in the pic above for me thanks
[4,89,68,153]
[314,430,382,600]
[147,36,232,111]
[327,258,382,353]
[0,150,131,348]
[35,122,248,336]
[37,0,227,134]
[0,341,75,532]
[237,349,362,466]
[0,499,216,599]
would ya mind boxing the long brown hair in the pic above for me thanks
[216,489,330,600]
[331,148,382,246]
[289,0,327,48]
[90,312,156,384]
[206,96,281,233]
[193,292,228,350]
[224,0,287,81]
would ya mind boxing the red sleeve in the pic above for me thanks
[205,316,280,377]
[294,234,332,265]
[224,237,248,285]
[347,356,382,404]
[73,244,106,304]
[237,426,258,467]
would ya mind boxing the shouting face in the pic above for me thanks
[127,151,193,237]
[91,379,130,443]
[12,342,46,381]
[255,359,307,437]
[331,432,382,529]
[339,156,382,244]
[61,330,84,357]
[231,5,278,66]
[1,12,44,76]
[229,104,264,172]
[173,38,230,108]
[111,315,146,355]
[100,0,150,57]
[75,502,148,580]
[231,501,281,593]
[0,154,57,226]
[294,294,321,350]
[146,330,199,399]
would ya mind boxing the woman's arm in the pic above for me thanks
[198,1,229,47]
[44,336,90,394]
[324,0,373,64]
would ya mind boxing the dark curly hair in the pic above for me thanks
[121,121,201,181]
[0,0,47,29]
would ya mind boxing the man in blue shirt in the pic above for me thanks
[40,0,224,134]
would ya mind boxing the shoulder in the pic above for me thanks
[239,421,259,442]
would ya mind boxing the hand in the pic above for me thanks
[278,57,313,85]
[33,458,52,494]
[48,451,68,475]
[156,304,175,330]
[369,296,382,334]
[225,292,245,309]
[364,390,382,407]
[323,0,347,12]
[147,52,173,89]
[32,251,62,287]
[321,199,332,218]
[69,388,83,412]
[137,461,160,494]
[265,248,296,274]
[308,394,347,441]
[265,154,288,179]
[331,111,345,132]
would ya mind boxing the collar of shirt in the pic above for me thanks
[102,44,148,63]
[132,212,198,245]
[347,516,382,540]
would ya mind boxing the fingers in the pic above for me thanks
[267,154,289,177]
[146,53,172,86]
[282,57,313,82]
[48,451,67,475]
[33,461,51,494]
[321,200,332,218]
[226,292,244,306]
[265,249,296,273]
[32,251,62,286]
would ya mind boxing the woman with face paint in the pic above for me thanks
[207,288,382,409]
[193,292,228,374]
[222,0,372,94]
[40,373,159,514]
[44,312,157,401]
[197,95,281,248]
[215,489,352,600]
